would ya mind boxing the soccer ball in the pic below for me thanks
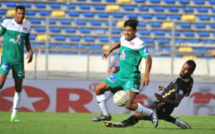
[113,90,130,107]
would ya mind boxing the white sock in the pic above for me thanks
[96,94,109,116]
[175,118,180,125]
[11,92,21,117]
[135,103,153,116]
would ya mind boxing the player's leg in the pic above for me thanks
[0,62,10,92]
[0,74,7,93]
[165,116,191,129]
[10,65,24,122]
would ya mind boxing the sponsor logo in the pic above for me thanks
[23,27,27,31]
[9,35,23,45]
[120,50,127,60]
[16,35,23,44]
[18,70,25,76]
[143,47,149,54]
[179,89,184,95]
[107,75,117,83]
[0,64,10,71]
[129,42,134,46]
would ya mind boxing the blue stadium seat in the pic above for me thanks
[202,40,214,44]
[112,37,120,43]
[148,0,160,3]
[63,52,75,55]
[4,2,16,7]
[33,27,46,32]
[48,3,61,9]
[175,39,184,44]
[38,11,50,16]
[154,14,166,20]
[156,38,170,44]
[182,7,193,12]
[30,35,36,40]
[34,3,46,8]
[164,47,172,51]
[78,4,90,10]
[66,11,79,17]
[88,45,102,49]
[211,7,215,13]
[137,6,148,11]
[0,9,6,15]
[178,0,189,4]
[121,5,135,11]
[142,38,154,44]
[194,48,207,52]
[59,19,71,25]
[209,0,215,5]
[68,36,80,41]
[59,44,71,48]
[126,13,138,19]
[182,31,194,37]
[105,0,116,2]
[152,30,165,36]
[111,13,123,18]
[198,15,210,21]
[73,44,80,49]
[26,10,36,16]
[93,5,105,10]
[168,31,180,36]
[194,23,206,29]
[166,7,179,12]
[89,20,101,26]
[76,0,87,1]
[49,27,61,33]
[91,0,101,2]
[63,3,75,9]
[44,19,56,24]
[52,35,65,41]
[74,20,86,25]
[79,28,91,34]
[197,7,208,13]
[104,21,116,26]
[93,28,106,34]
[43,43,56,48]
[49,52,60,55]
[178,23,191,28]
[96,12,108,18]
[28,18,41,24]
[209,23,215,29]
[193,0,205,5]
[148,22,161,28]
[98,37,108,42]
[148,46,156,52]
[138,30,150,35]
[133,0,145,3]
[19,2,31,8]
[82,12,94,17]
[152,6,164,12]
[138,22,146,27]
[168,14,181,20]
[186,39,199,44]
[112,29,121,34]
[140,14,152,19]
[31,43,41,47]
[198,32,210,37]
[163,0,175,4]
[63,27,76,33]
[83,36,95,42]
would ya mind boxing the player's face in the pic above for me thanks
[15,9,25,24]
[180,63,193,79]
[123,26,136,41]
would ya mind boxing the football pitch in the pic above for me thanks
[0,112,214,134]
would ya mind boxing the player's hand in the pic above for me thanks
[141,75,150,87]
[102,50,111,60]
[158,85,165,91]
[26,50,33,63]
[211,50,215,57]
[154,93,165,102]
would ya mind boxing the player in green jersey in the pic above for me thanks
[0,6,33,122]
[92,18,158,128]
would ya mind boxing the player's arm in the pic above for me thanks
[141,56,152,87]
[25,35,33,63]
[0,22,7,36]
[102,41,120,60]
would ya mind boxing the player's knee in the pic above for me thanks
[94,84,105,95]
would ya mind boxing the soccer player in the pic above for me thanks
[0,6,33,122]
[92,19,158,127]
[211,50,215,57]
[105,60,196,129]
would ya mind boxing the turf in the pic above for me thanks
[0,112,214,134]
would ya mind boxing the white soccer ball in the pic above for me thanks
[113,90,130,107]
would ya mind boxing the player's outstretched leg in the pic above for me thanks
[150,109,158,128]
[10,116,20,122]
[104,115,139,127]
[92,113,111,122]
[175,118,191,129]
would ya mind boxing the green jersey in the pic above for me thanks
[0,19,31,64]
[118,35,150,79]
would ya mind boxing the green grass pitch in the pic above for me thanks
[0,112,215,134]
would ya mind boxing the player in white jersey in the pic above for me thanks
[92,19,158,128]
[0,6,33,122]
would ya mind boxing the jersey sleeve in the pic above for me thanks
[0,20,7,36]
[25,25,31,41]
[138,43,151,58]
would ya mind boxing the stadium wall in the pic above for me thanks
[1,79,215,116]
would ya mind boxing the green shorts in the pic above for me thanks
[103,73,140,94]
[0,60,25,79]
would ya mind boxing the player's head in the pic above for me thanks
[180,60,196,79]
[123,18,138,41]
[15,5,25,24]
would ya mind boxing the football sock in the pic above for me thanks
[11,92,21,117]
[96,94,109,116]
[135,103,153,116]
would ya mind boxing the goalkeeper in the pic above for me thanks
[105,60,196,129]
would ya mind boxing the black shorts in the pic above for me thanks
[154,102,174,119]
